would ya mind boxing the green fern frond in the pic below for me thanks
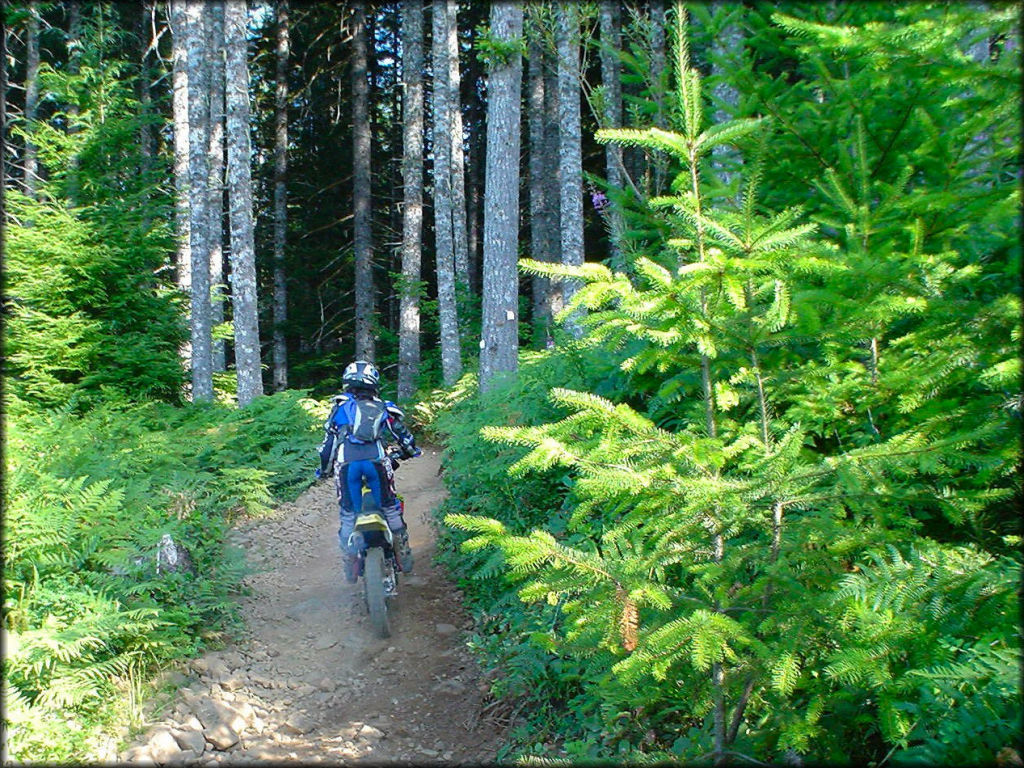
[444,514,507,538]
[772,651,803,696]
[695,118,766,154]
[595,127,689,159]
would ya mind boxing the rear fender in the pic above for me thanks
[350,512,393,550]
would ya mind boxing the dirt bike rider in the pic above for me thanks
[316,360,421,583]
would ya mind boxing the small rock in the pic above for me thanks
[435,623,458,635]
[171,728,206,755]
[233,700,256,726]
[147,727,182,764]
[220,652,245,669]
[249,674,272,689]
[221,676,246,692]
[195,697,249,734]
[206,659,232,683]
[166,749,202,766]
[359,725,384,742]
[282,713,316,735]
[316,677,333,691]
[204,724,239,751]
[179,686,204,705]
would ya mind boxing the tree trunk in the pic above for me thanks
[709,1,743,190]
[479,1,523,393]
[24,0,40,198]
[351,1,375,362]
[225,0,264,406]
[466,100,483,294]
[170,0,192,299]
[398,0,425,402]
[464,27,486,295]
[543,43,563,319]
[648,0,669,196]
[272,0,290,392]
[432,0,462,386]
[185,0,214,402]
[207,3,227,373]
[446,0,470,300]
[527,20,552,341]
[599,0,626,270]
[556,3,584,338]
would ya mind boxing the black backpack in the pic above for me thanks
[348,397,387,443]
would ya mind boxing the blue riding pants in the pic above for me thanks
[335,459,403,554]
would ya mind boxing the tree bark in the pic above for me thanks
[432,0,463,386]
[272,0,290,392]
[207,3,227,373]
[479,1,523,393]
[556,3,584,338]
[225,0,264,406]
[398,0,425,402]
[446,0,470,299]
[24,0,40,198]
[466,97,483,295]
[352,1,375,362]
[185,0,214,402]
[648,0,669,196]
[543,43,563,319]
[599,0,625,269]
[170,0,192,299]
[527,19,552,341]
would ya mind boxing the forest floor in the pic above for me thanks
[120,448,509,765]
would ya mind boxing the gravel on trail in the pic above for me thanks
[121,448,508,765]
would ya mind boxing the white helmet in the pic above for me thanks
[342,360,380,390]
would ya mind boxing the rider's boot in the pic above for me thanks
[394,527,413,574]
[343,552,359,584]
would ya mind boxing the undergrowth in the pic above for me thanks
[2,389,321,762]
[428,342,648,762]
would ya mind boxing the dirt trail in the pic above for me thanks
[123,448,506,765]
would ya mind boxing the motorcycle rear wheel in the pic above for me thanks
[363,546,390,638]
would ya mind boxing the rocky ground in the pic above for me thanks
[121,448,508,765]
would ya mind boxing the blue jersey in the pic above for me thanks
[318,392,417,474]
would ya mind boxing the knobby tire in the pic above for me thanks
[363,546,390,638]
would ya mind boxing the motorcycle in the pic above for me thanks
[346,450,406,638]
